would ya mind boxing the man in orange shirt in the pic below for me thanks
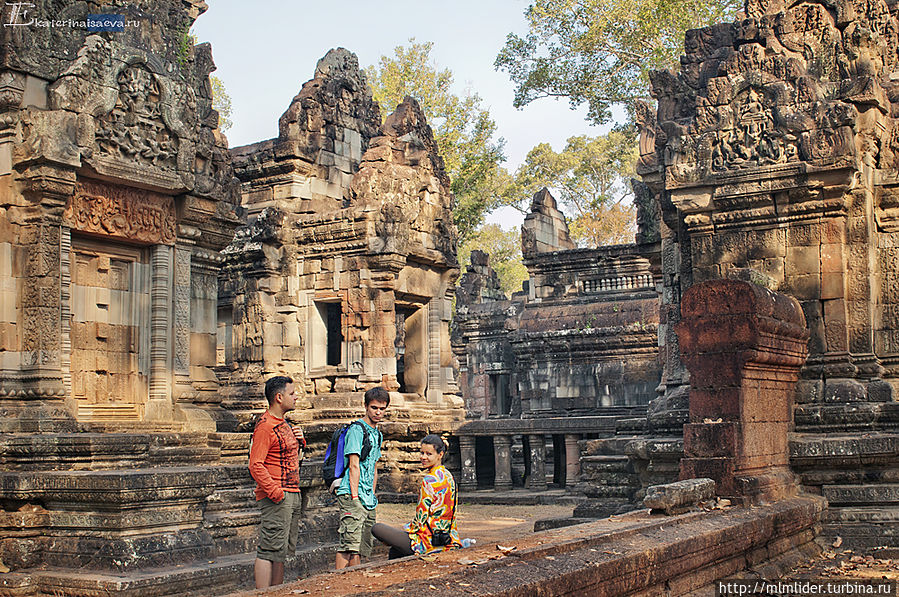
[249,375,305,588]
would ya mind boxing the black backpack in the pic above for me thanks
[321,421,380,486]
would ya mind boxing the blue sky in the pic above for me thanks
[192,0,606,228]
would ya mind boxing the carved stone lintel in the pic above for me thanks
[64,179,176,245]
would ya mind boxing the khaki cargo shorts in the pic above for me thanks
[257,491,302,562]
[336,493,376,557]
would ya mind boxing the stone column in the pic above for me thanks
[459,435,477,491]
[527,433,547,490]
[494,435,512,491]
[172,240,193,399]
[676,279,809,504]
[564,434,581,487]
[426,295,442,403]
[1,165,78,432]
[146,244,174,422]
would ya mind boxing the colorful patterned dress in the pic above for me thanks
[404,464,462,554]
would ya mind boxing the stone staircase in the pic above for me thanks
[791,431,899,552]
[575,436,643,517]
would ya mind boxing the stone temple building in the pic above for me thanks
[0,0,466,585]
[637,0,899,549]
[10,0,899,592]
[452,186,662,502]
[455,0,899,546]
[0,1,309,594]
[220,48,464,493]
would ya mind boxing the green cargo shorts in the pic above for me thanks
[257,491,302,562]
[336,493,376,557]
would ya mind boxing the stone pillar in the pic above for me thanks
[459,435,477,491]
[0,165,77,432]
[146,244,174,422]
[494,435,513,491]
[676,279,809,504]
[19,167,72,399]
[172,241,192,398]
[564,434,581,488]
[426,295,442,403]
[527,433,547,490]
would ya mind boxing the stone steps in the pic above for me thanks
[582,436,642,456]
[581,454,632,473]
[791,431,899,550]
[20,541,336,597]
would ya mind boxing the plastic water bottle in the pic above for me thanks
[461,538,476,548]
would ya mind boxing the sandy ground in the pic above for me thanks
[375,502,575,546]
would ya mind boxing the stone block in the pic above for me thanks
[643,478,715,514]
[686,388,741,422]
[262,322,281,347]
[867,380,893,402]
[313,378,333,394]
[787,224,821,247]
[787,274,820,298]
[823,378,867,403]
[684,422,739,459]
[821,243,844,273]
[820,272,844,299]
[190,333,216,367]
[680,457,736,495]
[262,344,281,364]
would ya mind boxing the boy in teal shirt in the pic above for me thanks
[335,387,389,569]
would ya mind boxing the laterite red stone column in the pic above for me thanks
[676,280,809,504]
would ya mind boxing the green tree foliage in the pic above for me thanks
[210,75,233,131]
[459,225,529,297]
[509,131,638,247]
[365,40,510,242]
[495,0,741,125]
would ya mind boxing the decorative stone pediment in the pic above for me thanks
[95,64,178,172]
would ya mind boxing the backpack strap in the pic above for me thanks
[351,420,372,462]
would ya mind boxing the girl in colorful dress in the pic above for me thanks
[372,434,463,559]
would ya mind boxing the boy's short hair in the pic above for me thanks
[363,386,390,407]
[264,376,293,406]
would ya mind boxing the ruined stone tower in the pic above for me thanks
[221,49,464,492]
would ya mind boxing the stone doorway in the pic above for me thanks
[70,237,150,421]
[395,303,428,395]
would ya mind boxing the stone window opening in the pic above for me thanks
[489,373,512,417]
[310,299,345,372]
[395,303,428,395]
[216,306,233,367]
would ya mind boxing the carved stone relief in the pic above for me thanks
[64,179,176,245]
[95,65,178,170]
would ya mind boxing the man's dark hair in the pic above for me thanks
[264,375,293,406]
[421,434,446,454]
[364,386,390,407]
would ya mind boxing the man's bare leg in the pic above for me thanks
[271,561,284,585]
[255,558,286,588]
[255,558,272,589]
[335,551,361,569]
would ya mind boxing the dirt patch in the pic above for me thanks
[376,502,575,546]
[787,546,899,581]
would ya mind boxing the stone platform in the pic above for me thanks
[236,496,824,597]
